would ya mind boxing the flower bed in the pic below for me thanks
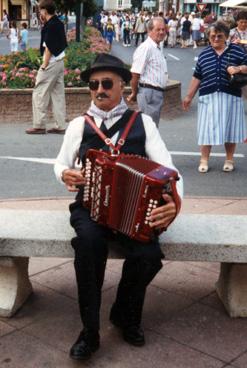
[0,27,110,89]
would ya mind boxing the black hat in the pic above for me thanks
[80,53,132,83]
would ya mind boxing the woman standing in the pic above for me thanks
[168,15,178,47]
[183,21,247,173]
[191,13,203,49]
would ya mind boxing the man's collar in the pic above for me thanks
[147,36,160,48]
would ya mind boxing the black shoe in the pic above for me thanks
[109,306,125,329]
[123,325,145,347]
[110,307,145,347]
[69,330,100,361]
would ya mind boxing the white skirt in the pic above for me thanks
[197,91,246,145]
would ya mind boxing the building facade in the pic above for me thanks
[103,0,132,10]
[0,0,37,22]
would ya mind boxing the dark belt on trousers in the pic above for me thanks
[139,83,165,92]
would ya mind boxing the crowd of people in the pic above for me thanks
[95,9,218,49]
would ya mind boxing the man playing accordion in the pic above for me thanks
[54,53,183,361]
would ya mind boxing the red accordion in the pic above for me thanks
[82,149,181,243]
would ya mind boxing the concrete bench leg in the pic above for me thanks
[0,257,33,317]
[216,263,247,318]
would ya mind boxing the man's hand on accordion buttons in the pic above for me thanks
[62,169,86,192]
[147,193,177,230]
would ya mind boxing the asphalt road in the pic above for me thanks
[0,36,246,199]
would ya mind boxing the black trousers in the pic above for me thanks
[135,32,145,46]
[69,201,163,332]
[123,29,130,45]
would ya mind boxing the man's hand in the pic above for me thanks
[40,63,48,70]
[126,92,137,103]
[147,193,177,230]
[62,169,86,192]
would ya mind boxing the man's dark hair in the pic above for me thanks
[39,0,56,15]
[236,11,247,21]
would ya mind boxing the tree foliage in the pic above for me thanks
[54,0,98,17]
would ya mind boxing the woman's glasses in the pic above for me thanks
[209,34,225,40]
[88,79,114,91]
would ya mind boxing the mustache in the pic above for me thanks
[96,93,109,99]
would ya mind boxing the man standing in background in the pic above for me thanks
[26,0,67,135]
[127,17,168,126]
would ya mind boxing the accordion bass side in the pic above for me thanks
[83,149,181,243]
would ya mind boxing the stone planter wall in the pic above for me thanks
[0,80,181,124]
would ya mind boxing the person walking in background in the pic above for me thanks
[1,9,9,35]
[19,22,28,51]
[110,11,119,42]
[100,11,108,39]
[128,17,168,126]
[105,18,114,50]
[122,15,132,46]
[191,13,202,48]
[26,0,67,135]
[183,21,247,173]
[167,14,178,47]
[181,13,191,48]
[134,12,146,47]
[7,21,19,53]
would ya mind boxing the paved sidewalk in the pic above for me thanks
[0,197,247,368]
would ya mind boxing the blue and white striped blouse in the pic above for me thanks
[193,44,247,97]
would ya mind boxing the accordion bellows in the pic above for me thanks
[83,149,181,243]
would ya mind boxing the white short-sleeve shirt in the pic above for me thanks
[131,36,168,88]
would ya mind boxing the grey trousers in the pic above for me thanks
[32,60,66,129]
[137,86,164,126]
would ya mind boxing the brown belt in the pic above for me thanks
[139,83,165,92]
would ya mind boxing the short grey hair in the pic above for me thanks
[207,21,230,38]
[147,17,165,32]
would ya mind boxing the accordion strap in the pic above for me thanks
[84,111,139,154]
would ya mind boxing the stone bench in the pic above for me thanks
[0,209,247,318]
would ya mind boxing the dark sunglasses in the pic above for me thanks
[88,79,114,91]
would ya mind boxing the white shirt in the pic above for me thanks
[191,18,202,31]
[168,19,178,31]
[110,14,118,25]
[9,28,18,43]
[131,37,168,88]
[54,112,183,199]
[42,41,65,63]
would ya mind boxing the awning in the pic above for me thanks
[220,0,247,8]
